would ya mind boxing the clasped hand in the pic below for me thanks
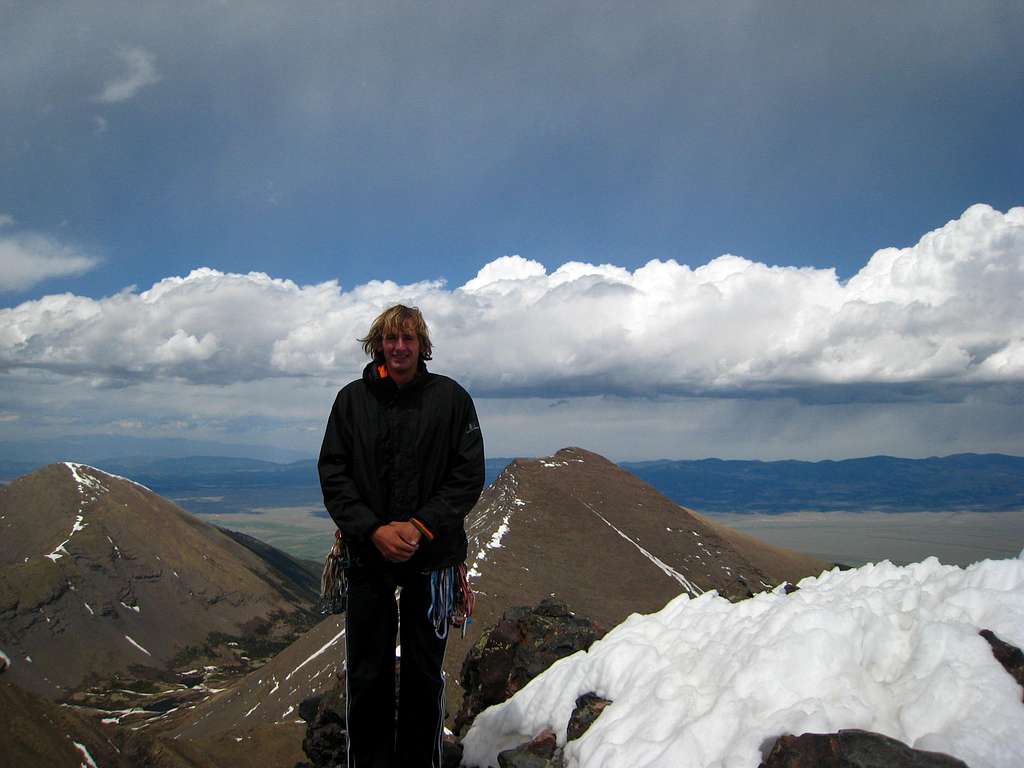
[371,521,422,562]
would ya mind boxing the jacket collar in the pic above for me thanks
[363,359,428,392]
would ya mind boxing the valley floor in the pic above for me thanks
[191,498,1024,572]
[709,508,1024,567]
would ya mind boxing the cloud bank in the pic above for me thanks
[1,204,1022,400]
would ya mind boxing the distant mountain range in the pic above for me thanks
[5,452,1020,515]
[621,453,1024,513]
[0,435,311,467]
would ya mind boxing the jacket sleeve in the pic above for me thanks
[414,388,485,536]
[317,389,380,542]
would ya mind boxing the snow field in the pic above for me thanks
[461,556,1024,768]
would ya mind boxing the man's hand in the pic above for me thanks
[371,521,422,562]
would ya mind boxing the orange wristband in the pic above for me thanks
[409,517,434,541]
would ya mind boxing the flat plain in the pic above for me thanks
[709,509,1024,568]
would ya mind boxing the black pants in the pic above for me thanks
[344,565,448,768]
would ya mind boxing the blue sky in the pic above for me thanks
[1,2,1022,462]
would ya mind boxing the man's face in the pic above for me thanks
[381,322,420,383]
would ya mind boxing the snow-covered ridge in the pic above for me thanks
[45,463,107,562]
[467,470,524,580]
[42,462,152,564]
[463,556,1024,768]
[66,461,153,493]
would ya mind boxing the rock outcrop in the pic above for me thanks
[566,693,612,742]
[759,730,969,768]
[299,681,347,768]
[454,598,605,735]
[981,628,1024,700]
[497,728,558,768]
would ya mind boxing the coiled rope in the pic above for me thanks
[428,562,475,639]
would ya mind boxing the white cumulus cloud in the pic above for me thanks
[0,234,100,292]
[0,204,1022,401]
[92,46,161,104]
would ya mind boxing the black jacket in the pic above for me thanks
[317,360,485,571]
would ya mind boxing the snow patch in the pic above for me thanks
[65,462,109,493]
[124,635,152,656]
[72,741,98,768]
[466,475,524,580]
[577,498,703,597]
[286,629,345,681]
[45,542,70,562]
[46,463,105,562]
[83,602,94,615]
[120,601,140,613]
[487,516,511,550]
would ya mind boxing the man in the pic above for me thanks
[318,304,485,768]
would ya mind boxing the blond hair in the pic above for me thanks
[359,304,433,361]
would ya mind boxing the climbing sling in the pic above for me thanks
[318,529,348,614]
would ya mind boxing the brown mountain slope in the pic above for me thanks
[158,614,345,767]
[0,654,214,768]
[443,447,831,702]
[0,675,127,768]
[0,462,319,699]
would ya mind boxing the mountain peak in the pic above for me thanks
[0,461,318,698]
[447,447,830,703]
